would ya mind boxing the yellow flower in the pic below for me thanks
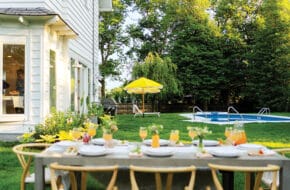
[38,134,56,143]
[58,130,73,141]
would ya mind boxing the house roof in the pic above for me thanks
[0,7,57,16]
[0,7,78,37]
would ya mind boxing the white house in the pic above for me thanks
[0,0,112,138]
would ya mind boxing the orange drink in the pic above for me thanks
[170,130,179,144]
[87,127,96,138]
[151,134,160,148]
[139,127,148,141]
[224,127,232,138]
[71,128,81,141]
[188,129,197,140]
[103,133,113,141]
[235,130,247,145]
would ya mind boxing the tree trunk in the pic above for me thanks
[100,78,106,98]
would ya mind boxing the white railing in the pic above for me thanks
[258,107,270,115]
[192,106,203,120]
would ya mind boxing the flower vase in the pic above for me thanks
[198,137,204,152]
[151,134,160,148]
[103,132,114,148]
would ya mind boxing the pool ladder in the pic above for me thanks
[192,106,203,120]
[227,106,244,121]
[258,107,270,115]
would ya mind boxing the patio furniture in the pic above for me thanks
[129,165,196,190]
[49,162,118,190]
[262,148,290,189]
[13,143,51,190]
[35,144,290,190]
[208,163,280,190]
[133,104,160,117]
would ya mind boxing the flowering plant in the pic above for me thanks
[147,123,163,135]
[100,115,118,134]
[190,126,212,139]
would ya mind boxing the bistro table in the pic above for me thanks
[35,142,290,190]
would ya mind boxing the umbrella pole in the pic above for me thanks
[142,93,145,113]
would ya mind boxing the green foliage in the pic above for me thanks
[18,109,89,143]
[99,0,130,97]
[86,97,104,117]
[132,52,181,101]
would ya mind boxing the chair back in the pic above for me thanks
[129,165,196,190]
[49,162,118,190]
[133,104,142,114]
[12,143,51,190]
[208,163,280,190]
[262,148,290,188]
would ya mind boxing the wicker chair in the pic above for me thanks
[49,162,119,190]
[12,143,51,190]
[129,165,196,190]
[208,163,280,190]
[262,148,290,189]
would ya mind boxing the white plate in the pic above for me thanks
[192,140,219,147]
[91,138,119,146]
[143,139,170,146]
[78,145,107,156]
[55,141,77,147]
[91,138,105,145]
[143,148,174,157]
[210,147,241,158]
[237,143,263,151]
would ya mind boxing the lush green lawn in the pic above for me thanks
[1,113,290,189]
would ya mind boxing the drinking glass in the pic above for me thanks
[224,127,232,138]
[139,127,148,141]
[170,130,179,144]
[188,128,197,141]
[71,128,81,141]
[87,126,96,138]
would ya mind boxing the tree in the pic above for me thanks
[131,52,181,102]
[99,0,130,97]
[245,0,290,111]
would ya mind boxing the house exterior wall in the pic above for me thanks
[0,0,104,130]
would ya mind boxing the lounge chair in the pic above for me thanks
[132,104,160,117]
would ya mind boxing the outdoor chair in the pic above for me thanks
[262,148,290,189]
[129,165,196,190]
[208,163,280,190]
[49,162,119,190]
[12,143,52,190]
[132,104,160,117]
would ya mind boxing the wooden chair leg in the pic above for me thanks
[155,173,162,190]
[81,172,87,190]
[165,173,173,190]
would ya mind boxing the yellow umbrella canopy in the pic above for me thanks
[124,77,163,112]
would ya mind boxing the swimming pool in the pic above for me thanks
[180,112,290,124]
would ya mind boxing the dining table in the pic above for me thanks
[34,139,290,190]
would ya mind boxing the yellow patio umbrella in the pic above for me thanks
[124,77,163,112]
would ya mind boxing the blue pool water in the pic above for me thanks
[180,112,290,124]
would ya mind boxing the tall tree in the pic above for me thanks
[132,52,180,102]
[99,0,130,97]
[245,0,290,111]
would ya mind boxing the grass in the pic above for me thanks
[1,112,290,189]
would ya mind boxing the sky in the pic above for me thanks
[105,7,141,90]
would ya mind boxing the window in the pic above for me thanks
[49,50,56,109]
[70,58,76,111]
[1,44,25,114]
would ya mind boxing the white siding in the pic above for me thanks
[0,0,45,8]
